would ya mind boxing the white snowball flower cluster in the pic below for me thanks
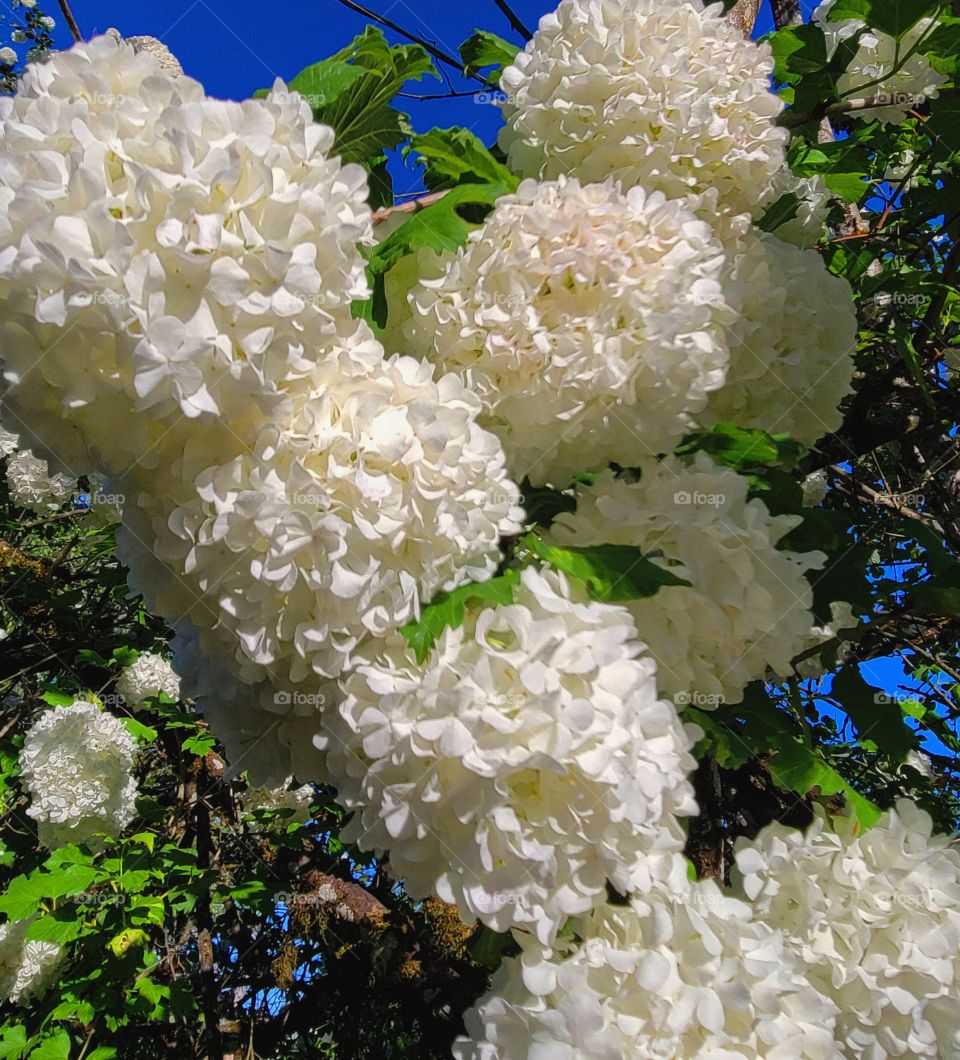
[548,453,825,706]
[399,177,733,486]
[130,337,523,684]
[735,801,960,1058]
[0,33,372,475]
[0,918,64,1005]
[19,700,138,848]
[814,0,946,124]
[455,866,839,1058]
[322,567,699,944]
[498,0,788,220]
[704,232,858,446]
[4,449,76,513]
[116,651,181,707]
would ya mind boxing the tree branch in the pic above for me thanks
[770,0,802,28]
[57,0,83,42]
[491,0,532,39]
[332,0,495,87]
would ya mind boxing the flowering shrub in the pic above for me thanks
[0,0,958,1055]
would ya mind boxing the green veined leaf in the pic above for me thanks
[458,30,520,85]
[399,572,521,663]
[677,424,805,471]
[523,534,691,602]
[768,741,883,829]
[407,127,519,192]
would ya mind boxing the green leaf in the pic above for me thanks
[40,691,75,707]
[26,911,83,945]
[408,127,519,192]
[859,0,942,38]
[86,1049,118,1060]
[181,733,216,757]
[523,534,691,602]
[467,924,517,970]
[287,59,372,111]
[27,1032,70,1060]
[458,30,520,85]
[369,182,509,277]
[0,1025,27,1060]
[121,717,158,744]
[756,192,803,234]
[830,668,915,758]
[318,27,438,203]
[768,741,882,829]
[399,572,521,663]
[770,24,828,84]
[677,424,804,470]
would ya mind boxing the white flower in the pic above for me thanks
[792,600,857,680]
[0,426,19,457]
[4,449,76,512]
[170,619,340,788]
[764,170,832,249]
[129,333,524,684]
[548,452,826,706]
[814,0,946,124]
[16,0,36,8]
[0,47,16,65]
[498,0,788,219]
[704,232,858,446]
[734,801,960,1058]
[0,34,373,476]
[322,566,699,945]
[455,870,839,1058]
[802,470,830,508]
[39,15,54,30]
[116,652,181,707]
[0,918,64,1004]
[243,778,314,824]
[398,177,733,486]
[20,700,138,848]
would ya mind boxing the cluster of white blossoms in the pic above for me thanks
[0,34,524,783]
[3,447,76,512]
[134,340,523,685]
[735,802,960,1058]
[322,567,699,943]
[548,453,824,705]
[116,651,181,707]
[2,3,956,1051]
[399,177,733,485]
[814,0,946,124]
[19,701,138,848]
[455,862,840,1058]
[0,918,64,1005]
[498,0,788,221]
[0,33,372,476]
[243,778,314,825]
[704,232,858,445]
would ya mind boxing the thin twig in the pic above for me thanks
[491,0,532,39]
[333,0,496,88]
[57,0,83,41]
